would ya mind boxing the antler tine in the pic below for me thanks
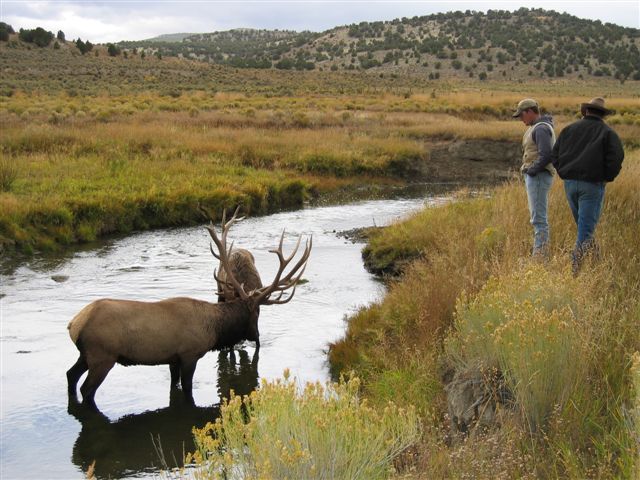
[263,284,297,305]
[209,242,220,260]
[268,230,301,263]
[253,233,312,306]
[277,235,312,285]
[225,206,245,230]
[204,208,251,302]
[286,233,302,263]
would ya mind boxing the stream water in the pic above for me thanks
[0,193,449,479]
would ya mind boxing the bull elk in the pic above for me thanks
[66,208,311,406]
[216,248,263,303]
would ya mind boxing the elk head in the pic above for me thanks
[202,207,312,345]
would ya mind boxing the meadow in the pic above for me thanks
[2,49,640,477]
[2,85,639,255]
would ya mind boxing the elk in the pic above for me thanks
[216,248,263,302]
[67,208,311,406]
[198,205,264,303]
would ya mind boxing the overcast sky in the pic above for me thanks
[1,1,638,43]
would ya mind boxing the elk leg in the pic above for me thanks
[67,355,88,396]
[179,360,198,403]
[169,362,181,388]
[80,360,115,406]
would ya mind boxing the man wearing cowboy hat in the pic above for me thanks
[551,97,625,274]
[512,98,556,258]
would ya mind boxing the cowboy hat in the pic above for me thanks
[581,97,615,116]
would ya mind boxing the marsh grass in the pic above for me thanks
[1,87,639,253]
[0,154,18,191]
[186,372,420,480]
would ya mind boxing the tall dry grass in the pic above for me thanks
[331,149,640,477]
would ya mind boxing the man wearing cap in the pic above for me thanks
[512,98,556,258]
[551,97,624,273]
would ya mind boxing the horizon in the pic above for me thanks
[1,1,638,44]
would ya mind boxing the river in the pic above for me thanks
[0,193,449,479]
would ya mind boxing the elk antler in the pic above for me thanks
[203,206,312,307]
[252,230,312,306]
[203,206,251,301]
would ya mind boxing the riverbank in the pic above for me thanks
[329,148,639,477]
[3,90,639,257]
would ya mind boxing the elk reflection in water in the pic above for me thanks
[67,347,259,480]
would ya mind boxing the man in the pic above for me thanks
[551,97,624,274]
[512,98,556,257]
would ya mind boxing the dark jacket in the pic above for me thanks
[551,116,624,182]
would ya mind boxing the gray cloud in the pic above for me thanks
[1,1,638,43]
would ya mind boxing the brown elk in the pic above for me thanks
[66,208,311,406]
[216,248,263,303]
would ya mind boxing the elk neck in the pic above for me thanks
[205,299,259,350]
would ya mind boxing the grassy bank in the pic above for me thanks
[2,89,639,255]
[329,149,639,477]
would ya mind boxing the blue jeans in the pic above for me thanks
[563,179,605,258]
[525,171,553,255]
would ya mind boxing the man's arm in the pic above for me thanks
[604,130,624,182]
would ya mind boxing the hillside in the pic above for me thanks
[2,9,639,85]
[114,8,640,82]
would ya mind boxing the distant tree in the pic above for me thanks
[57,30,65,42]
[76,38,88,54]
[479,71,488,80]
[275,58,295,69]
[107,43,121,56]
[19,27,54,47]
[53,41,60,49]
[0,22,14,34]
[85,40,93,52]
[0,22,14,42]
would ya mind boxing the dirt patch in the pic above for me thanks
[408,139,521,183]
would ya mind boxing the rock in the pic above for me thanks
[51,275,69,283]
[444,367,512,434]
[337,226,381,244]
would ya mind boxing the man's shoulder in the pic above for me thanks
[560,118,591,134]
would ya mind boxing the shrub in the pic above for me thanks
[445,265,588,430]
[18,27,53,47]
[187,372,420,479]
